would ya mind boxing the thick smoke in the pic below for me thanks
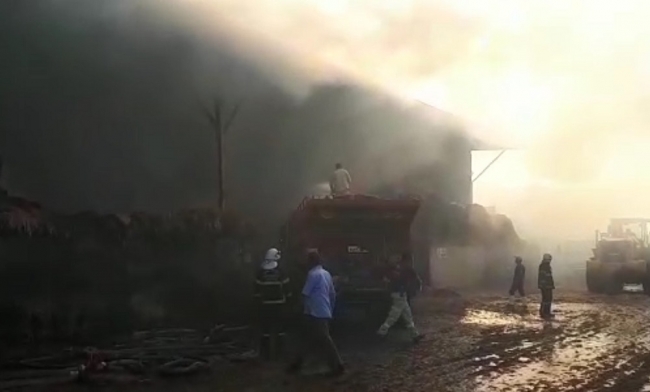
[412,1,650,242]
[0,0,463,229]
[1,0,290,213]
[6,0,648,245]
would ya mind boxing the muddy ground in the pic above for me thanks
[53,287,650,392]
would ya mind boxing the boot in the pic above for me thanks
[540,303,554,319]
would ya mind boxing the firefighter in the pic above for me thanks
[538,253,555,319]
[377,254,424,343]
[509,256,526,304]
[254,248,292,360]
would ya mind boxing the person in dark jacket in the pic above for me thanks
[254,248,292,360]
[537,253,555,319]
[509,256,526,304]
[377,254,424,343]
[402,252,422,306]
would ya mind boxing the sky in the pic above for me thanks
[472,143,650,242]
[4,0,650,243]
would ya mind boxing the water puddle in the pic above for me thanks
[505,340,534,353]
[474,354,500,362]
[554,332,613,363]
[475,332,618,392]
[641,376,650,391]
[461,310,533,327]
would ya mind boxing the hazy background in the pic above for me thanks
[3,0,650,246]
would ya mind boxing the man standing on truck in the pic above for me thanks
[254,248,292,360]
[538,253,555,319]
[329,163,352,196]
[377,254,424,343]
[286,251,344,377]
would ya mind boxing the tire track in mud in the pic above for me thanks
[29,292,650,392]
[334,295,650,392]
[469,299,650,392]
[211,293,650,392]
[568,351,650,392]
[337,300,609,392]
[333,305,562,391]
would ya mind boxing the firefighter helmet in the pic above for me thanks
[261,248,281,270]
[265,248,281,261]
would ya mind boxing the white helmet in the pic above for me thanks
[543,253,552,261]
[262,248,281,270]
[265,248,281,261]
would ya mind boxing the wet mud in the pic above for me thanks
[412,291,650,392]
[53,290,650,392]
[291,291,650,392]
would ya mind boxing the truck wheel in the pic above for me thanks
[644,263,650,296]
[586,268,603,293]
[606,280,623,295]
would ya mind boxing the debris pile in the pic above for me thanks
[0,326,256,390]
[413,195,521,248]
[0,189,256,347]
[412,194,524,288]
[0,192,53,236]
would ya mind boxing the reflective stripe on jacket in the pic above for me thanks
[255,267,292,305]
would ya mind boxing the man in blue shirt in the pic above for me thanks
[286,251,344,377]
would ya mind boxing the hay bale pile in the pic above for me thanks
[412,194,524,288]
[413,195,522,248]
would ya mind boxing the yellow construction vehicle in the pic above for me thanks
[586,218,650,294]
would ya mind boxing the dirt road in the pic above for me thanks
[55,289,650,392]
[359,290,650,392]
[225,290,650,392]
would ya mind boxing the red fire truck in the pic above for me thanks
[280,194,422,322]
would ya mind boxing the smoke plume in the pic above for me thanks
[1,0,467,228]
[4,0,650,242]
